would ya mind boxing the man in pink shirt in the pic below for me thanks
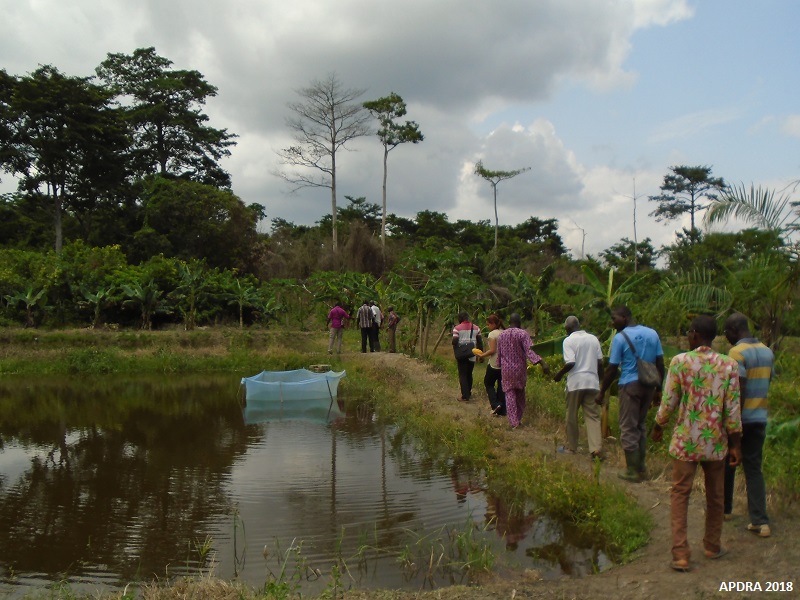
[327,302,350,354]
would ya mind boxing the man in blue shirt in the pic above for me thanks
[596,305,665,481]
[723,312,774,537]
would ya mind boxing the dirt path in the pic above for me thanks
[344,352,799,600]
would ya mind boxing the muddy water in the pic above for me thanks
[0,374,608,596]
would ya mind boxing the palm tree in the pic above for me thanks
[704,181,800,348]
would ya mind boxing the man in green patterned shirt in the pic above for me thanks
[651,314,742,572]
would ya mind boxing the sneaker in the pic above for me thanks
[557,446,575,455]
[590,451,605,462]
[747,523,771,538]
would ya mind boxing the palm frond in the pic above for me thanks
[705,183,795,232]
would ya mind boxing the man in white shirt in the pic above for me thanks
[553,315,604,459]
[370,301,382,352]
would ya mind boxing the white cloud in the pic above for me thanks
[648,107,743,144]
[782,115,800,138]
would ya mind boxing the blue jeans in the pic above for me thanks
[724,422,769,525]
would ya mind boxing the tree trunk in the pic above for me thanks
[493,183,499,250]
[53,186,63,253]
[381,146,388,253]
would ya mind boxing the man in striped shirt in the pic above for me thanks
[723,312,774,538]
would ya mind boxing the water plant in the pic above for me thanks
[260,538,312,600]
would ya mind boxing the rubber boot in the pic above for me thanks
[639,439,647,481]
[618,451,641,482]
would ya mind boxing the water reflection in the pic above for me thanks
[0,374,608,596]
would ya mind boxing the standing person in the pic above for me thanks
[452,311,483,402]
[723,312,774,537]
[370,301,382,352]
[326,302,350,354]
[596,305,665,481]
[356,300,375,353]
[496,313,549,428]
[553,316,603,459]
[651,315,742,572]
[385,306,400,353]
[475,314,506,416]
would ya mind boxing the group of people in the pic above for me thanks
[326,301,400,354]
[454,305,774,573]
[597,306,773,572]
[653,311,774,571]
[453,311,550,429]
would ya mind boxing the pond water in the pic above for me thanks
[0,374,609,596]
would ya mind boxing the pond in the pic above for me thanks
[0,374,609,596]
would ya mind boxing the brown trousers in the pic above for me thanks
[671,459,725,561]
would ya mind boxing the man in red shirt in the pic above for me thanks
[326,302,350,354]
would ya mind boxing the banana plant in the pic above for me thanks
[5,284,47,327]
[170,260,207,330]
[224,276,262,328]
[504,265,555,338]
[78,285,116,329]
[121,280,163,330]
[575,265,650,342]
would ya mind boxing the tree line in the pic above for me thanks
[2,49,798,348]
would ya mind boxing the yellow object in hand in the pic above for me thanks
[472,348,482,356]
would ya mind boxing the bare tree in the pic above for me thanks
[474,160,530,250]
[276,74,370,252]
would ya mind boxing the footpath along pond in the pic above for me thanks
[0,374,610,596]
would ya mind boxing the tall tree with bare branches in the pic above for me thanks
[276,74,369,252]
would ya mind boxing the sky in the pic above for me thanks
[1,0,798,259]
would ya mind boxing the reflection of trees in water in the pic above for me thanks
[522,519,605,577]
[0,375,252,582]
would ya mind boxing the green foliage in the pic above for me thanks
[4,65,128,252]
[705,182,798,237]
[662,228,783,274]
[724,253,799,348]
[132,177,259,270]
[95,46,236,186]
[121,279,164,330]
[5,283,47,327]
[600,237,657,274]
